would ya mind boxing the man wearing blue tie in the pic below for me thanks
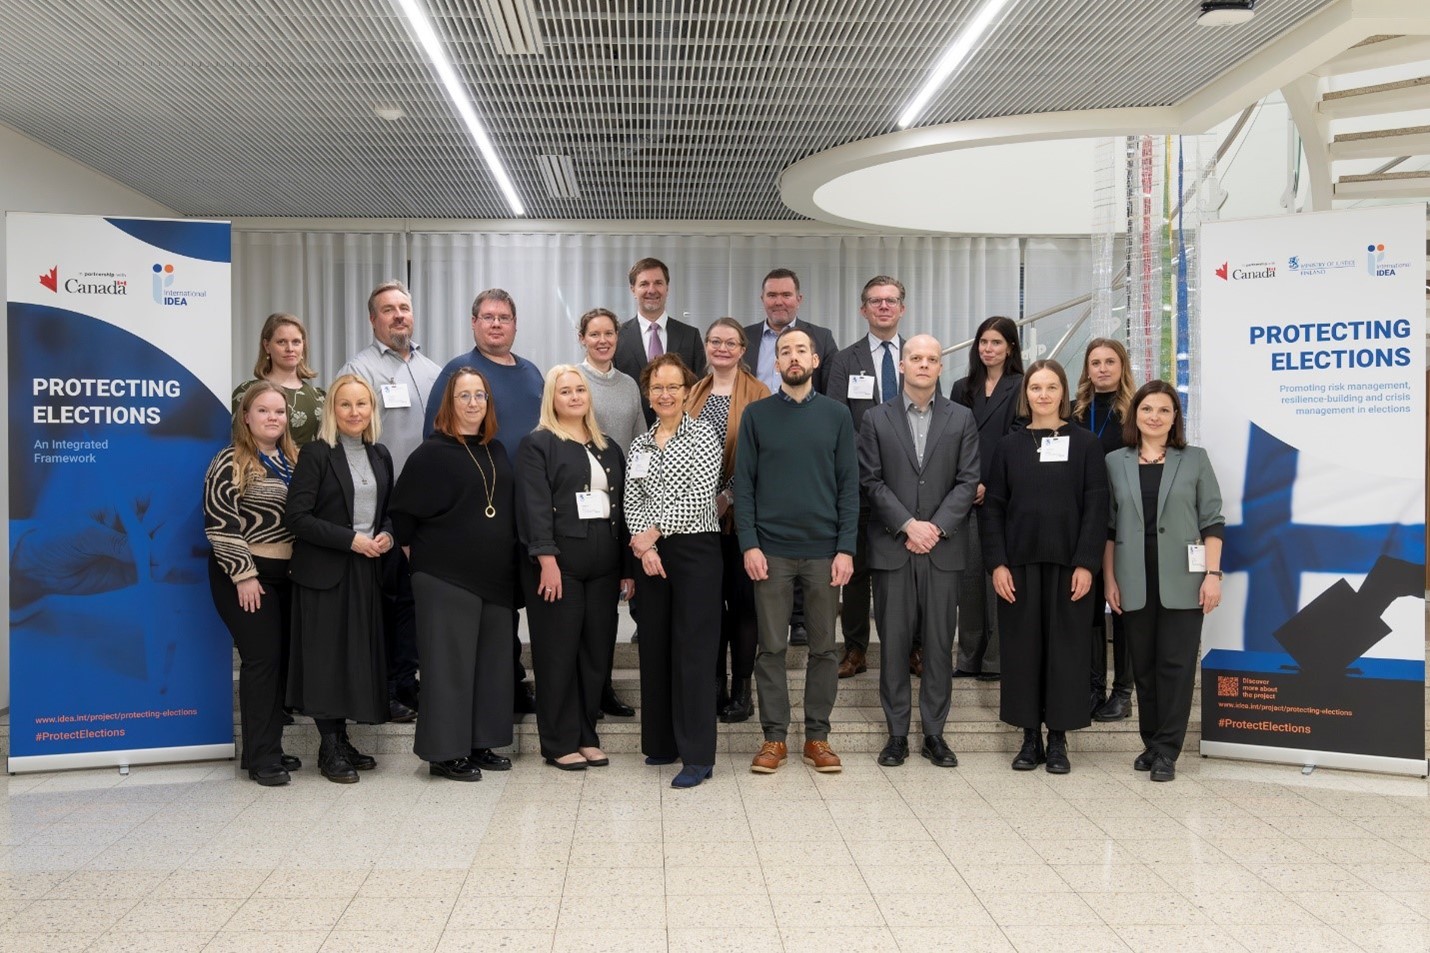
[824,276,908,680]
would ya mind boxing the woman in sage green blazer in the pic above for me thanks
[1103,381,1224,783]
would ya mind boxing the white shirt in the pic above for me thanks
[638,312,670,353]
[867,332,901,399]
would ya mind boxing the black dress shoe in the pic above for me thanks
[248,764,290,786]
[338,732,376,770]
[514,682,537,716]
[975,672,1001,682]
[953,669,979,678]
[1150,754,1177,782]
[921,735,959,768]
[387,698,417,723]
[1093,692,1132,721]
[545,756,587,771]
[1044,730,1071,775]
[1012,729,1044,771]
[600,684,635,718]
[1133,748,1156,772]
[430,758,482,781]
[877,736,909,767]
[396,681,421,712]
[789,624,808,646]
[1090,690,1107,718]
[470,748,512,771]
[280,754,302,771]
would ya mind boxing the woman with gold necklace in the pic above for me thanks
[390,368,517,781]
[516,365,633,770]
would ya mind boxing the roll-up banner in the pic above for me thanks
[7,212,235,773]
[1199,203,1427,777]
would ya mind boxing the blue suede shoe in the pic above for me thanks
[671,764,713,788]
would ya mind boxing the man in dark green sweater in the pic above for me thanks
[735,327,860,774]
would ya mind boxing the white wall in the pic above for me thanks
[0,124,173,712]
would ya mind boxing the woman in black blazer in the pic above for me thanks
[516,365,632,770]
[949,315,1025,681]
[285,373,394,783]
[392,367,517,781]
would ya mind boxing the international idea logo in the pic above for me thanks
[152,262,209,306]
[1366,242,1411,277]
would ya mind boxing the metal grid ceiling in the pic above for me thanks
[0,0,1338,219]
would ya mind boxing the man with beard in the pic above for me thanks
[735,327,859,774]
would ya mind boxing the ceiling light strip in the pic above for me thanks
[897,0,1016,129]
[390,0,526,215]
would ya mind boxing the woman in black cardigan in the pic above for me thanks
[949,315,1025,681]
[285,374,394,783]
[981,360,1107,775]
[516,365,632,770]
[391,367,516,781]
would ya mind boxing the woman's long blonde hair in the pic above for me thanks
[537,364,608,450]
[232,381,298,494]
[1072,338,1135,424]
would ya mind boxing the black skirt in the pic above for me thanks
[287,553,388,724]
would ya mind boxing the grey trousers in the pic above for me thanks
[753,555,841,742]
[873,558,960,738]
[956,512,1000,675]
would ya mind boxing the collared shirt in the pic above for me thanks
[867,332,901,398]
[757,318,799,392]
[904,392,934,467]
[776,386,817,406]
[338,338,442,477]
[637,312,670,355]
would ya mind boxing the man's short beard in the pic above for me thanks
[780,367,813,387]
[388,330,412,351]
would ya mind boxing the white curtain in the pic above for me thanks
[1021,237,1100,364]
[408,231,1025,378]
[231,231,408,388]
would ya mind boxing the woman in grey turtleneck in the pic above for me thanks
[285,374,395,784]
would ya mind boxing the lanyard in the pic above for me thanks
[259,449,293,485]
[1089,400,1112,439]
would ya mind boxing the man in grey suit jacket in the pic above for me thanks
[613,257,706,424]
[858,334,980,768]
[744,268,838,394]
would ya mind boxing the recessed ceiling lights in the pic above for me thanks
[374,104,406,122]
[897,0,1017,129]
[1197,1,1256,27]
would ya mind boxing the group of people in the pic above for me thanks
[204,258,1224,791]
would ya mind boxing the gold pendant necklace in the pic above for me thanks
[461,437,498,518]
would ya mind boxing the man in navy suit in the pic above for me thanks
[744,268,838,395]
[825,276,910,680]
[613,257,706,424]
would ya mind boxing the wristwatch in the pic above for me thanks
[1205,570,1223,578]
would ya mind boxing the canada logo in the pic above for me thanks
[1214,261,1228,281]
[39,266,58,292]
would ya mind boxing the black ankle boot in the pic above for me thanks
[318,732,358,783]
[1045,729,1071,774]
[338,729,376,770]
[721,678,754,723]
[716,675,730,716]
[1011,728,1044,770]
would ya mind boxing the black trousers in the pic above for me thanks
[379,547,419,697]
[717,531,758,682]
[208,555,289,770]
[840,503,872,653]
[997,563,1094,732]
[636,533,722,765]
[1122,561,1204,761]
[410,572,514,761]
[1091,573,1133,697]
[522,529,622,759]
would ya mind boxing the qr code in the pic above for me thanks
[1217,676,1240,698]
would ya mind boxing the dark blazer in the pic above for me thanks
[614,315,707,424]
[825,334,906,437]
[742,318,838,394]
[285,439,394,590]
[950,372,1024,484]
[515,428,630,560]
[1106,445,1225,612]
[858,393,981,572]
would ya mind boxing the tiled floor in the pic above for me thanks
[3,747,1427,952]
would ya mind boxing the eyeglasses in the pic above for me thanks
[706,338,743,350]
[475,314,515,325]
[455,391,489,403]
[648,385,686,396]
[864,296,902,307]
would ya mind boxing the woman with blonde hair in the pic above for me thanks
[686,317,770,722]
[285,374,394,783]
[517,365,632,769]
[233,313,326,446]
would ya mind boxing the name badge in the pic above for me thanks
[1187,544,1206,573]
[628,450,652,478]
[380,382,410,409]
[1038,435,1069,462]
[847,374,875,400]
[576,491,607,520]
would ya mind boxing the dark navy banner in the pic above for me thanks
[7,213,234,772]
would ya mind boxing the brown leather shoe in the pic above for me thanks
[838,647,867,679]
[750,740,788,774]
[802,740,842,773]
[908,647,924,678]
